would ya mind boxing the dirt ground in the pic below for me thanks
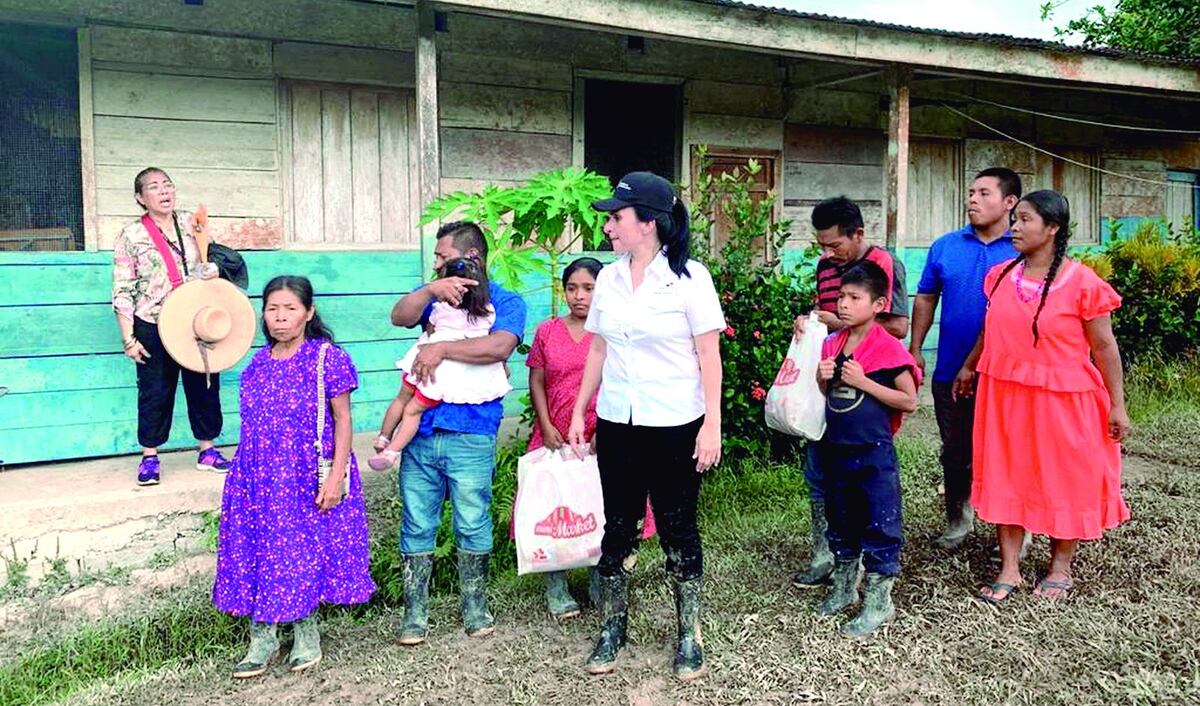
[12,411,1200,706]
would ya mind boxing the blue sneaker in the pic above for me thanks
[197,447,230,473]
[137,455,161,486]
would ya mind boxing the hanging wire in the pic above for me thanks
[948,91,1200,135]
[939,103,1185,188]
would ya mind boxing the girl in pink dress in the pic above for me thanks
[525,257,655,620]
[960,190,1130,604]
[369,258,511,470]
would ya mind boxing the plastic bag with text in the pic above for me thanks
[764,312,827,441]
[514,447,606,575]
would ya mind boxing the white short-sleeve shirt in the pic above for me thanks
[585,251,726,427]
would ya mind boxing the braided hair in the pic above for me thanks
[986,190,1072,347]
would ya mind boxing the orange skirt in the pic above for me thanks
[971,374,1130,540]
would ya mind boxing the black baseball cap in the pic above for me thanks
[592,171,678,213]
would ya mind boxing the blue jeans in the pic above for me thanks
[804,442,825,503]
[818,441,904,576]
[399,431,496,554]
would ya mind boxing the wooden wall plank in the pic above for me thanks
[89,26,273,77]
[92,70,276,123]
[94,116,278,170]
[440,128,571,181]
[97,216,283,251]
[440,51,572,91]
[689,113,783,151]
[320,88,354,244]
[785,124,883,165]
[274,42,415,87]
[782,163,882,201]
[379,91,413,245]
[290,85,325,244]
[96,166,280,219]
[439,81,572,135]
[78,28,100,251]
[686,80,783,119]
[905,139,962,245]
[351,90,383,244]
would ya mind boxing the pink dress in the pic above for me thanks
[520,317,655,539]
[971,260,1130,540]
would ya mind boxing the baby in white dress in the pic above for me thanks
[368,257,511,470]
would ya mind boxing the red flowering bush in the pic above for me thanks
[690,149,817,458]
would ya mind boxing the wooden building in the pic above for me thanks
[1,0,1198,464]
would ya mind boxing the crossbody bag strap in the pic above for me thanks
[316,341,329,462]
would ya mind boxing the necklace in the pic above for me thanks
[1013,260,1046,304]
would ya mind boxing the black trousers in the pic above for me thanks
[932,381,975,520]
[595,416,704,580]
[134,318,223,449]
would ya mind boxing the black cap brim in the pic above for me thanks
[591,197,633,212]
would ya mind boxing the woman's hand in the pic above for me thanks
[315,467,346,512]
[567,409,588,459]
[541,422,566,451]
[1108,404,1131,442]
[693,419,721,473]
[125,340,151,365]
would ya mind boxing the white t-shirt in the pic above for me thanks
[585,251,726,427]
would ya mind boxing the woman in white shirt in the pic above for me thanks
[569,171,725,682]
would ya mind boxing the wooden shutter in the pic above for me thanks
[285,82,419,247]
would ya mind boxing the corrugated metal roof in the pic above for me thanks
[689,0,1200,67]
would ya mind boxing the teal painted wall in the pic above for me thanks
[0,250,555,466]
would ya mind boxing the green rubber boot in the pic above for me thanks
[842,573,896,638]
[672,576,705,681]
[232,621,279,679]
[287,613,322,672]
[792,499,835,588]
[584,573,628,675]
[397,552,433,646]
[458,550,495,637]
[544,570,581,621]
[815,558,860,615]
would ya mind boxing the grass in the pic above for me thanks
[3,369,1198,705]
[1122,353,1200,468]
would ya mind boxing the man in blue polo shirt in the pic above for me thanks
[909,167,1020,550]
[388,220,526,645]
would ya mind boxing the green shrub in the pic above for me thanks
[689,149,816,459]
[1088,220,1200,362]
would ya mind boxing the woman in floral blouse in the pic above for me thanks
[111,167,227,486]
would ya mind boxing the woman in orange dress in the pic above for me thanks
[957,190,1131,602]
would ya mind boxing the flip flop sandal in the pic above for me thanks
[977,581,1022,605]
[1034,577,1074,599]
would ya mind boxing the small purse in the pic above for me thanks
[316,342,350,500]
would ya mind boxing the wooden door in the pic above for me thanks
[693,146,778,256]
[906,138,963,245]
[285,83,420,247]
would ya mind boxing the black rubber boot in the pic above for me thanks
[544,570,581,621]
[792,498,835,588]
[458,550,495,637]
[815,558,860,615]
[584,573,628,674]
[935,499,975,550]
[842,573,896,638]
[672,576,705,681]
[397,552,432,646]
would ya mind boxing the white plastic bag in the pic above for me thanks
[513,447,606,575]
[764,312,828,440]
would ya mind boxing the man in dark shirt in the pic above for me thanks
[791,196,909,588]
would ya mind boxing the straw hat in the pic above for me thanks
[158,278,256,374]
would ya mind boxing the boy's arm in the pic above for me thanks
[841,363,918,413]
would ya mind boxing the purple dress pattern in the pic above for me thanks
[212,338,375,623]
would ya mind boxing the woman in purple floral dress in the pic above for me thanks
[213,275,375,679]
